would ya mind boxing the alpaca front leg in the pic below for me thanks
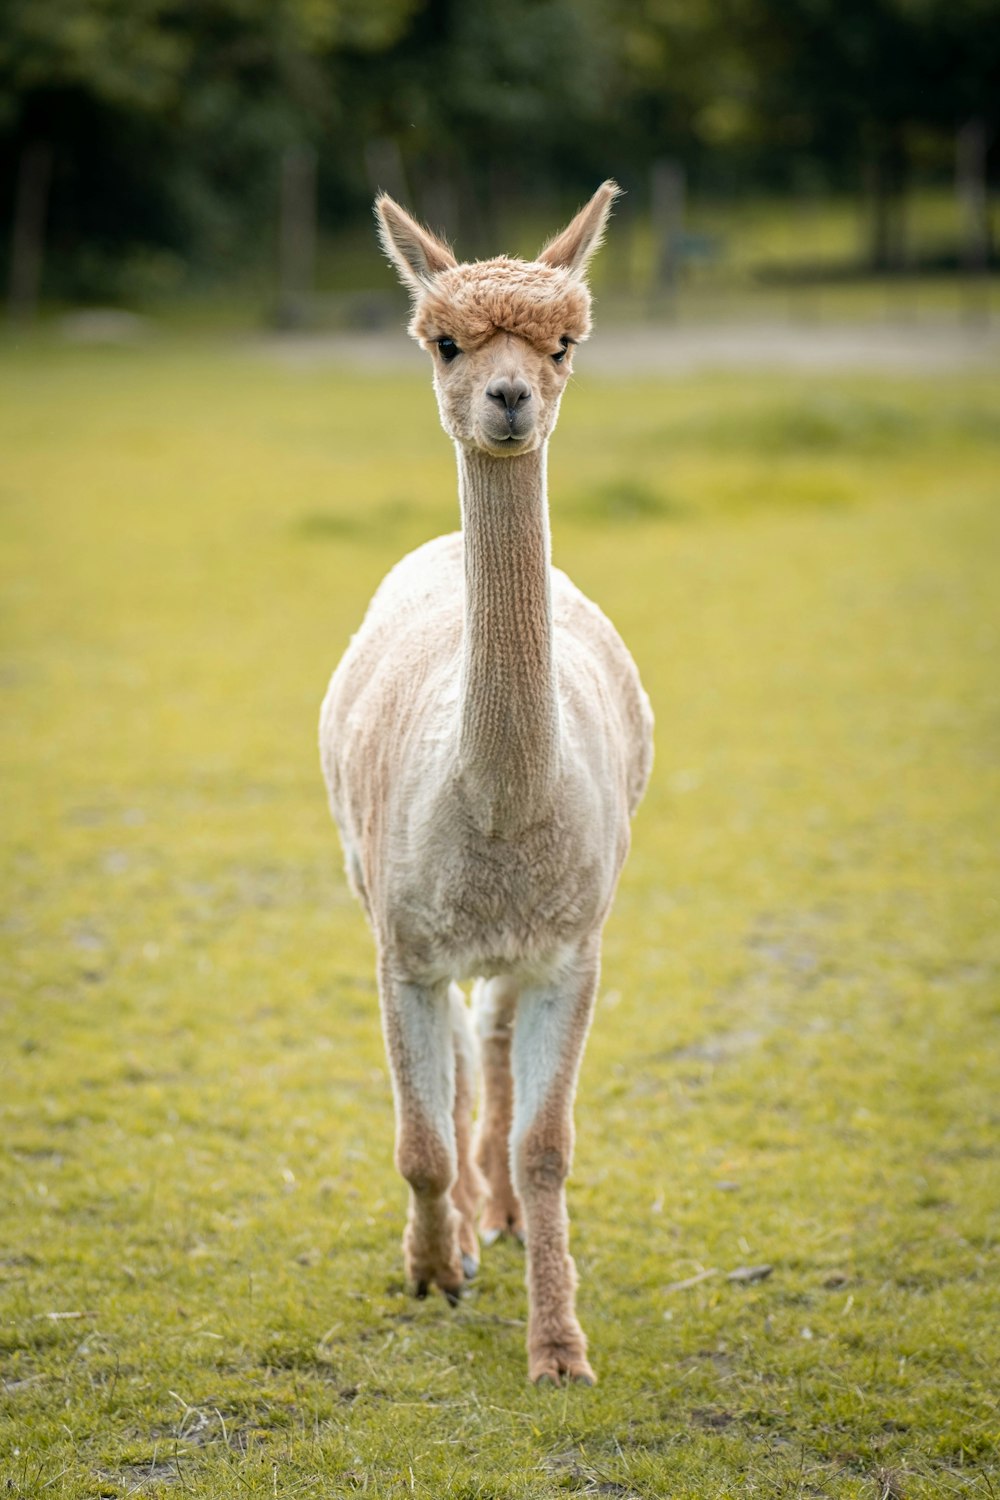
[379,968,465,1303]
[448,983,485,1280]
[473,976,525,1245]
[511,953,599,1386]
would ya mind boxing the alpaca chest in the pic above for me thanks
[384,813,616,981]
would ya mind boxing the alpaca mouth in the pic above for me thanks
[481,422,532,447]
[480,430,531,455]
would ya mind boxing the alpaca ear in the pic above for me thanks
[537,180,621,277]
[375,193,457,291]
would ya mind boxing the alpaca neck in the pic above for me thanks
[457,443,559,836]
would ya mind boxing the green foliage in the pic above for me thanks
[0,0,186,117]
[3,0,997,296]
[1,342,999,1496]
[0,0,423,289]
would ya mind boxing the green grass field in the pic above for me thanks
[2,334,998,1498]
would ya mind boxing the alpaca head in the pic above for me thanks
[375,183,620,457]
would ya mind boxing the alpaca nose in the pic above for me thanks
[486,377,532,419]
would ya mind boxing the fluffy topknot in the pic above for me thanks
[410,258,592,354]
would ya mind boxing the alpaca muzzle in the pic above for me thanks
[482,376,534,446]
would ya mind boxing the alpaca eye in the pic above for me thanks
[552,336,572,365]
[436,338,461,363]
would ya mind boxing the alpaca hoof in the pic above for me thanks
[461,1253,479,1281]
[442,1284,463,1308]
[529,1346,596,1388]
[415,1280,429,1300]
[480,1217,526,1249]
[532,1366,596,1388]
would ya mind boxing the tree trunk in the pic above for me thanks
[7,141,52,325]
[650,158,685,297]
[956,117,990,274]
[956,117,992,327]
[277,144,317,328]
[865,137,907,274]
[363,137,409,205]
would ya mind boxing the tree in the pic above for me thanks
[0,0,419,303]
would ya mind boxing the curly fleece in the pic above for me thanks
[410,257,592,353]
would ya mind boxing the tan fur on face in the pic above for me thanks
[375,185,617,455]
[411,258,591,354]
[414,263,591,454]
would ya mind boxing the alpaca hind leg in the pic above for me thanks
[511,948,599,1385]
[448,983,485,1280]
[379,964,465,1303]
[473,976,525,1246]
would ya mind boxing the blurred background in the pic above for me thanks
[3,0,999,333]
[3,7,1000,1489]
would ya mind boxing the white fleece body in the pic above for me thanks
[320,529,651,990]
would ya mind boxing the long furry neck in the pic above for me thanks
[457,444,559,836]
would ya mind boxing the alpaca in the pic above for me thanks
[319,183,653,1385]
